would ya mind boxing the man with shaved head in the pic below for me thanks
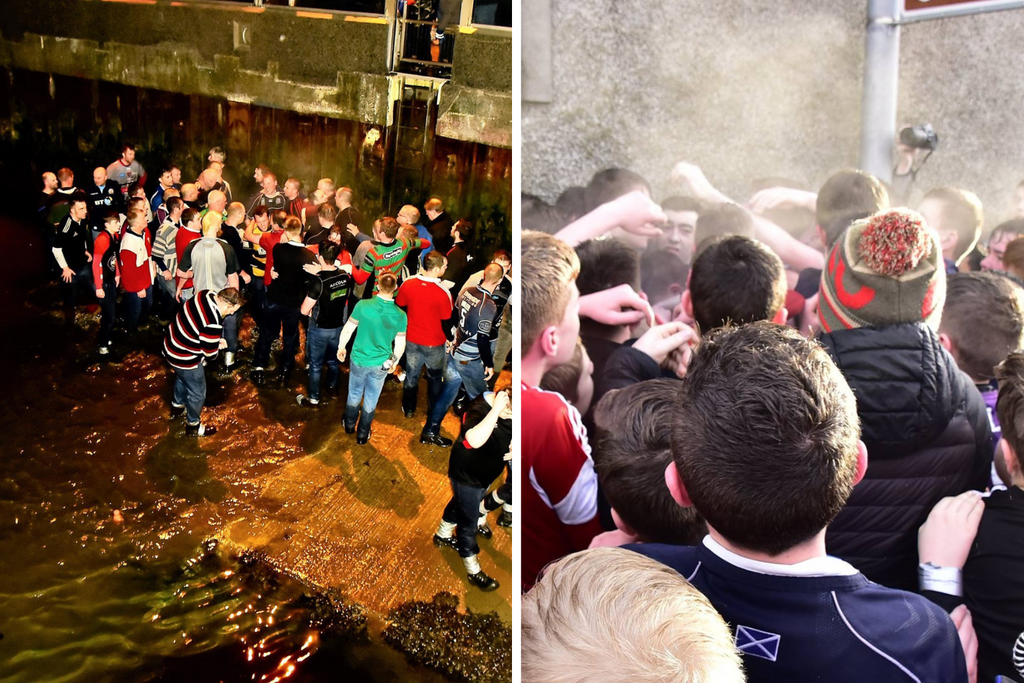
[87,167,121,240]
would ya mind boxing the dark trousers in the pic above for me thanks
[254,301,300,373]
[123,286,152,335]
[249,277,266,328]
[442,480,487,558]
[98,281,117,347]
[60,263,94,309]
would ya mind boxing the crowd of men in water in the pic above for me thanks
[35,143,513,592]
[520,157,1024,682]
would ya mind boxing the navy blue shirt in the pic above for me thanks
[627,542,967,682]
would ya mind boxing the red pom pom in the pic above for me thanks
[857,209,933,276]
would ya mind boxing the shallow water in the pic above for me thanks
[0,219,507,682]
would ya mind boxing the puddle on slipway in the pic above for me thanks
[0,273,509,682]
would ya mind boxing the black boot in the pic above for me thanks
[467,570,499,591]
[420,424,453,448]
[497,509,512,528]
[402,386,418,418]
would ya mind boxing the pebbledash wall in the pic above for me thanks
[522,0,1024,233]
[0,0,512,258]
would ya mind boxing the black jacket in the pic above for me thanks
[819,323,992,591]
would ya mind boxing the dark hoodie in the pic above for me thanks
[819,322,992,591]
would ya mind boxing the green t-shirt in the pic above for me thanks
[351,296,407,367]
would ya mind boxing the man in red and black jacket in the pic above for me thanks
[93,212,121,355]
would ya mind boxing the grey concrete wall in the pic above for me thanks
[523,1,1024,233]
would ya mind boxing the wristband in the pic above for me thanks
[918,562,962,597]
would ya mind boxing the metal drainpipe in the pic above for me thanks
[860,0,901,184]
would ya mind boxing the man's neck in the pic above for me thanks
[708,527,827,565]
[377,293,395,302]
[339,201,351,210]
[43,188,55,195]
[453,237,464,245]
[521,351,554,387]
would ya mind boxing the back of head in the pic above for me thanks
[584,168,650,214]
[208,146,226,163]
[320,241,340,264]
[997,352,1024,473]
[593,379,707,544]
[201,211,222,236]
[318,203,338,223]
[423,249,446,272]
[378,216,400,240]
[555,186,588,223]
[941,272,1024,381]
[378,271,398,295]
[575,238,639,338]
[425,197,443,213]
[217,287,242,307]
[641,251,689,304]
[57,167,74,185]
[675,322,861,556]
[817,169,889,248]
[337,186,354,203]
[819,208,945,332]
[166,197,184,216]
[226,202,246,224]
[922,187,983,262]
[283,215,303,238]
[483,262,504,285]
[454,219,473,242]
[181,207,199,226]
[523,547,745,683]
[522,231,580,349]
[181,183,198,201]
[689,236,786,332]
[694,203,755,252]
[272,210,288,230]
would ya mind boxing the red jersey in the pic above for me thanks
[260,230,285,286]
[395,274,453,347]
[521,382,604,590]
[175,226,202,290]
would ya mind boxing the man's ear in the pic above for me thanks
[611,508,638,536]
[937,332,955,355]
[664,461,694,508]
[772,307,789,325]
[539,324,561,360]
[681,289,694,321]
[853,440,869,486]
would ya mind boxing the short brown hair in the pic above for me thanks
[226,202,246,223]
[997,352,1024,472]
[57,167,74,184]
[674,322,861,556]
[940,272,1024,381]
[317,203,338,222]
[283,215,303,237]
[217,287,243,307]
[694,203,755,253]
[522,231,580,349]
[453,219,473,242]
[127,206,147,225]
[377,216,400,240]
[817,169,889,247]
[689,236,787,333]
[923,187,983,262]
[423,250,446,272]
[593,379,707,544]
[425,197,444,212]
[378,272,398,295]
[523,548,745,683]
[1004,238,1024,279]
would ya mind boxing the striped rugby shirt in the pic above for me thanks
[353,236,430,292]
[163,290,224,371]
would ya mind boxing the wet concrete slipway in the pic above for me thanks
[0,219,512,683]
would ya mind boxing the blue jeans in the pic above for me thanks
[307,320,341,400]
[123,286,152,334]
[172,364,207,426]
[404,342,445,411]
[441,480,488,558]
[426,353,463,431]
[254,301,300,373]
[453,350,488,401]
[222,309,242,354]
[345,362,388,438]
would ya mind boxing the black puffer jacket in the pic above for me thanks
[819,323,992,591]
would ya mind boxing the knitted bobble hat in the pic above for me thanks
[819,208,946,332]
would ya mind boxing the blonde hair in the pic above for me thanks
[226,202,246,223]
[522,548,745,683]
[522,230,580,349]
[201,211,222,236]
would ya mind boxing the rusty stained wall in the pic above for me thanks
[0,70,511,256]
